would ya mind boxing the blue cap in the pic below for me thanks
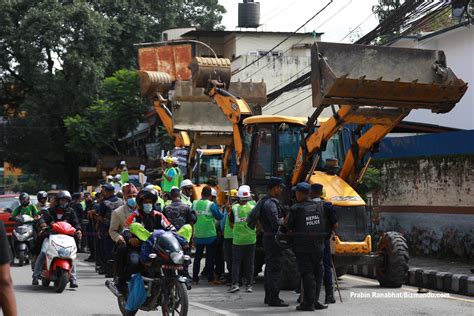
[268,177,285,188]
[102,183,115,192]
[311,183,323,192]
[296,182,310,193]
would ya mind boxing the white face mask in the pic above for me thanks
[142,203,153,214]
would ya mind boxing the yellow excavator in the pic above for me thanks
[183,41,467,288]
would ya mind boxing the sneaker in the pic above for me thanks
[69,280,78,288]
[228,284,239,293]
[246,285,253,293]
[32,278,39,286]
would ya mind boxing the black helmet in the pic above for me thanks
[37,191,48,200]
[136,188,158,205]
[19,192,30,206]
[57,190,72,201]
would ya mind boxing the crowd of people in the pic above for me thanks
[5,157,339,312]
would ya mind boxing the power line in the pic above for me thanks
[273,93,312,115]
[264,86,312,112]
[233,0,334,75]
[339,12,375,42]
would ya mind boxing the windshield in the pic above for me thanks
[195,154,223,185]
[319,134,344,169]
[278,124,302,176]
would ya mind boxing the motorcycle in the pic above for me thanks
[106,231,191,316]
[40,221,77,293]
[10,215,35,266]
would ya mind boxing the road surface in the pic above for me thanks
[10,254,473,316]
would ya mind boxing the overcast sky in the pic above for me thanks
[218,0,381,42]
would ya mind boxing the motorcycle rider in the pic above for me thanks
[32,191,82,288]
[36,191,49,212]
[115,188,175,294]
[12,192,40,219]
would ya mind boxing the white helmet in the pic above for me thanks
[180,179,194,188]
[237,185,251,199]
[211,188,217,197]
[120,160,126,165]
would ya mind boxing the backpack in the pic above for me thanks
[246,197,270,230]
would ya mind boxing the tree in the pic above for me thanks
[0,0,225,188]
[64,69,148,156]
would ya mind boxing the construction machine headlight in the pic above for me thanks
[330,196,362,202]
[170,252,184,265]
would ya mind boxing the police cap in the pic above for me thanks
[296,182,310,193]
[268,177,285,189]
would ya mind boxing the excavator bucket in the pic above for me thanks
[189,57,232,89]
[311,42,468,113]
[138,71,172,97]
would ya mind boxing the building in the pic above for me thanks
[178,29,322,115]
[388,20,473,130]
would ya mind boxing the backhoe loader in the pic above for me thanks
[181,41,467,288]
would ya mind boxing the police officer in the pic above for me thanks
[310,183,338,304]
[286,182,329,311]
[260,177,288,307]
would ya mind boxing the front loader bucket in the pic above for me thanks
[172,80,233,132]
[189,57,232,89]
[138,71,172,97]
[311,42,468,113]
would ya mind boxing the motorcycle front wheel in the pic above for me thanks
[54,269,68,293]
[162,278,188,316]
[18,250,25,267]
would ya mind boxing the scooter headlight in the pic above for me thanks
[170,252,184,265]
[51,240,72,258]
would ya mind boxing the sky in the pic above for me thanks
[218,0,381,42]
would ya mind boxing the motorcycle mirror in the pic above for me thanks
[6,208,12,213]
[149,253,157,259]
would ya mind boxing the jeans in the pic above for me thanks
[193,242,216,282]
[33,239,77,282]
[231,244,255,286]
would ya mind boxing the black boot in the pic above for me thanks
[267,292,289,307]
[325,284,336,304]
[314,302,328,310]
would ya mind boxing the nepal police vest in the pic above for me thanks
[232,203,257,246]
[293,200,327,252]
[193,200,216,239]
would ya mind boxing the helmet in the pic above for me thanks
[163,156,173,164]
[229,189,238,197]
[180,179,193,189]
[136,188,158,205]
[153,185,162,192]
[37,191,48,200]
[57,190,72,201]
[237,185,251,199]
[19,192,30,206]
[211,188,217,197]
[120,160,126,166]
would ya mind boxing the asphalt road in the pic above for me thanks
[10,254,473,316]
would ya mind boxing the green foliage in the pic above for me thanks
[64,69,148,155]
[0,0,225,188]
[357,167,383,201]
[372,0,403,44]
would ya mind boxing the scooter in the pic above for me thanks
[10,215,35,266]
[40,221,77,293]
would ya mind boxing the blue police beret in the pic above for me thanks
[296,182,310,193]
[102,183,115,192]
[268,177,285,188]
[311,183,323,191]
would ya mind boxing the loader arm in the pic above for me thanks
[291,41,467,187]
[153,99,190,148]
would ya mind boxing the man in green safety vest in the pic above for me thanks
[228,185,257,293]
[162,157,180,193]
[192,186,223,286]
[221,189,238,285]
[179,179,194,207]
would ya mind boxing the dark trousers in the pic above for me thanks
[263,236,283,300]
[214,235,225,278]
[232,244,255,286]
[323,239,333,287]
[96,232,104,267]
[193,242,216,282]
[86,220,96,257]
[100,226,114,272]
[115,244,140,285]
[80,223,87,250]
[223,238,233,279]
[295,247,324,308]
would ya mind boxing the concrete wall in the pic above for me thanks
[372,155,474,259]
[390,25,474,129]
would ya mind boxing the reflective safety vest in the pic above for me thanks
[224,211,234,240]
[180,194,192,207]
[232,203,256,245]
[193,199,216,239]
[163,167,179,192]
[156,197,165,211]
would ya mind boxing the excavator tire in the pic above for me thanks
[280,249,301,291]
[376,231,409,288]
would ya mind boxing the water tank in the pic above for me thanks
[238,0,260,28]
